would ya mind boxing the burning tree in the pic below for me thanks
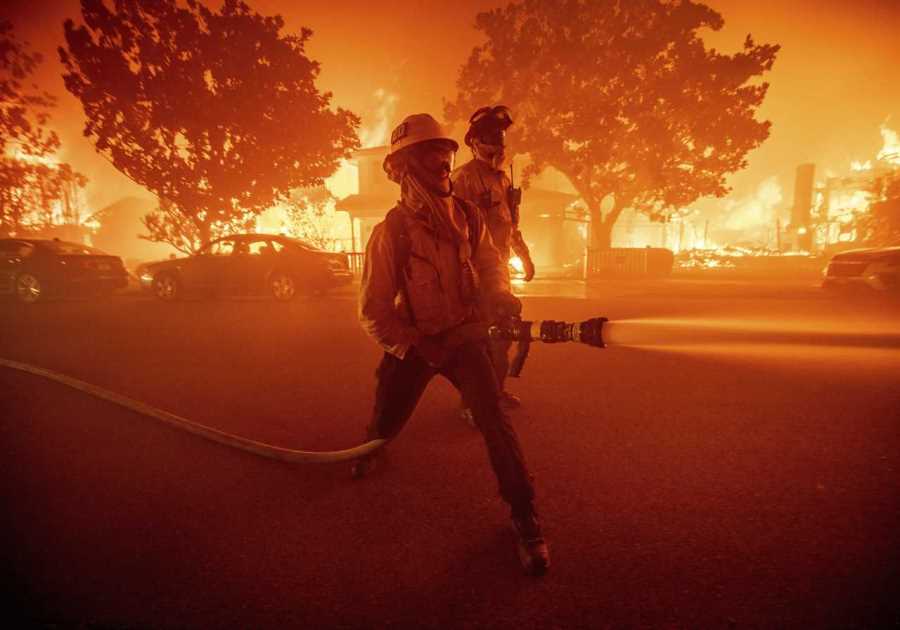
[60,0,360,252]
[1,20,59,234]
[0,20,58,161]
[446,0,779,249]
[280,187,339,250]
[854,170,900,247]
[1,20,89,236]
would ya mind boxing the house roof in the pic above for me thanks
[352,145,389,159]
[336,187,581,220]
[335,193,398,218]
[522,188,579,209]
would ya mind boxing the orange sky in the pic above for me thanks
[4,0,900,218]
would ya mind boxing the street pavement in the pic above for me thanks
[2,276,899,628]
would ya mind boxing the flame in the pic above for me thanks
[877,122,900,165]
[722,176,784,231]
[829,189,870,220]
[850,160,871,172]
[359,88,398,148]
[324,159,358,200]
[322,88,397,201]
[5,146,60,167]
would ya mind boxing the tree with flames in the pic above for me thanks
[280,186,340,250]
[1,20,89,236]
[1,19,56,235]
[446,0,779,249]
[855,170,900,247]
[60,0,360,253]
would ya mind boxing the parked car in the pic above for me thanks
[0,238,129,304]
[137,234,353,302]
[822,245,900,292]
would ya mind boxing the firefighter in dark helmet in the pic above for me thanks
[452,105,535,413]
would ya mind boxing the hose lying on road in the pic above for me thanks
[0,358,386,464]
[1,317,610,463]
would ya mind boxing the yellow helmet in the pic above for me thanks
[383,113,458,177]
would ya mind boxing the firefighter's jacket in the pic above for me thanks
[359,200,510,359]
[451,158,531,263]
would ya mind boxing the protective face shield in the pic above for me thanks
[472,136,506,168]
[465,105,513,168]
[408,140,457,195]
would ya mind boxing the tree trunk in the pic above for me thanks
[591,214,613,250]
[195,216,211,252]
[588,197,627,251]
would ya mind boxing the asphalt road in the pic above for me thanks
[2,277,899,628]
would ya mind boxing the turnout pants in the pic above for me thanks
[489,337,512,392]
[367,340,535,511]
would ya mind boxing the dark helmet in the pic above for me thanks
[464,105,514,147]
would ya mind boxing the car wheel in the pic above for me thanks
[269,271,297,302]
[152,273,180,302]
[15,273,43,304]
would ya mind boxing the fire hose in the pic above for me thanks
[0,316,608,464]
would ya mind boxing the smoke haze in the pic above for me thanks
[4,0,899,222]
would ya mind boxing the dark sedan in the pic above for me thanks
[0,238,129,304]
[137,234,353,302]
[822,245,900,292]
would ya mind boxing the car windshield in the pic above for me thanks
[43,240,106,255]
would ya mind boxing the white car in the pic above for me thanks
[822,246,900,292]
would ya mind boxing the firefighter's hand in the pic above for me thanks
[412,334,446,368]
[486,291,522,319]
[521,255,535,282]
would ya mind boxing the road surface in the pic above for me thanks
[2,276,899,628]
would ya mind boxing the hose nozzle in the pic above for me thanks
[489,316,608,348]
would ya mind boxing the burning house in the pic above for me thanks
[808,124,900,252]
[334,146,396,256]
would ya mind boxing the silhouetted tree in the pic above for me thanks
[60,0,360,252]
[139,197,256,255]
[446,0,779,249]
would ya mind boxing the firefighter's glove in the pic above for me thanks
[485,291,523,321]
[522,255,535,282]
[412,332,447,368]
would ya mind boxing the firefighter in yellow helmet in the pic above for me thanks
[355,113,550,575]
[452,105,535,411]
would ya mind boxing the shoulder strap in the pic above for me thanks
[455,197,482,256]
[384,205,416,325]
[384,206,411,288]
